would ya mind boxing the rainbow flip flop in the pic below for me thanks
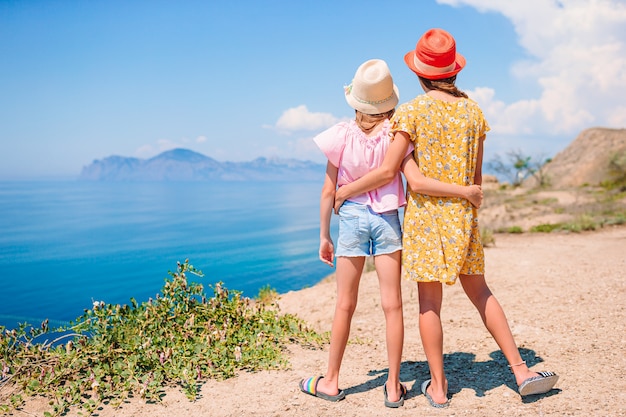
[299,376,346,402]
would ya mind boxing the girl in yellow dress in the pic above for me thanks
[334,28,558,408]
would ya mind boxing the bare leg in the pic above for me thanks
[459,274,540,385]
[316,256,365,396]
[374,251,404,402]
[417,281,448,405]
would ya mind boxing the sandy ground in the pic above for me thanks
[7,225,626,417]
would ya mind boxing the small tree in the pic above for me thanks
[487,149,551,187]
[607,150,626,189]
[528,153,552,187]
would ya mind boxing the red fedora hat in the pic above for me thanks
[404,28,465,80]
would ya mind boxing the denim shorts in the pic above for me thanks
[335,201,403,257]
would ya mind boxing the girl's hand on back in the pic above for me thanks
[333,192,346,215]
[319,238,335,267]
[466,184,483,208]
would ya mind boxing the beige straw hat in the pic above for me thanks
[345,59,399,114]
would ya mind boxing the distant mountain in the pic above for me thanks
[79,149,326,181]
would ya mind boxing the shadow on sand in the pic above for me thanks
[345,348,560,403]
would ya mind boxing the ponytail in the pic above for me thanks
[419,76,468,98]
[355,109,395,134]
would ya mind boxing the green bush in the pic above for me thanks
[256,284,279,305]
[562,215,598,232]
[529,215,600,233]
[481,228,496,247]
[530,223,562,233]
[0,260,324,416]
[607,151,626,188]
[606,214,626,225]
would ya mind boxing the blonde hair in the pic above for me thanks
[419,75,468,98]
[355,109,395,134]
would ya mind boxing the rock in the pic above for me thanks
[525,127,626,188]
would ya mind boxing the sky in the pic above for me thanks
[1,0,625,179]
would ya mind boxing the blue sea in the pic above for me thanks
[0,180,336,330]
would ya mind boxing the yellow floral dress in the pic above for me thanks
[391,94,489,284]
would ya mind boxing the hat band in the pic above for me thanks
[346,84,395,105]
[413,55,455,75]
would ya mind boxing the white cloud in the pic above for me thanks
[252,135,328,164]
[134,144,155,158]
[156,138,182,150]
[468,87,538,135]
[291,135,327,163]
[273,105,340,133]
[608,106,626,126]
[438,0,626,138]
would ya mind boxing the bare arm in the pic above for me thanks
[333,132,409,213]
[474,135,485,186]
[402,154,483,208]
[319,161,338,267]
[334,131,482,212]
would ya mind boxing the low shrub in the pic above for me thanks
[481,228,496,247]
[530,223,562,233]
[562,215,598,232]
[0,260,324,416]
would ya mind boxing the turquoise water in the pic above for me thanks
[0,180,335,329]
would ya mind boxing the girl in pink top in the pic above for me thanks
[299,59,482,408]
[312,115,407,213]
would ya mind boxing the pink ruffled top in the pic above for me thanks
[314,119,413,213]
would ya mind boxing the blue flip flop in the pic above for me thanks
[299,376,346,402]
[421,379,450,408]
